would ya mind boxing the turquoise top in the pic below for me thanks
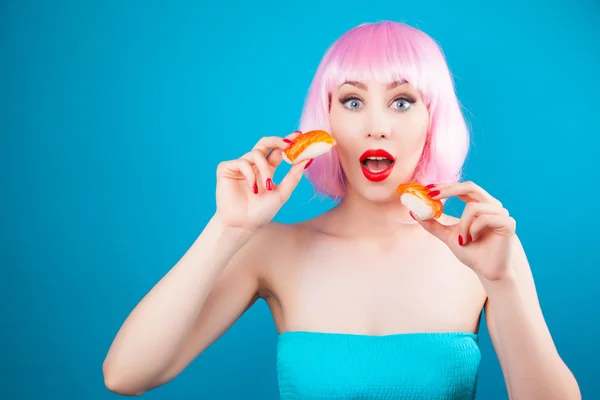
[277,331,481,400]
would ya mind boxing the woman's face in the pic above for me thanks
[329,80,430,203]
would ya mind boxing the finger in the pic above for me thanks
[459,202,509,245]
[469,214,517,241]
[252,134,293,154]
[424,182,451,190]
[241,149,274,192]
[410,212,453,245]
[266,130,303,168]
[253,131,301,159]
[217,159,257,194]
[277,158,311,203]
[428,181,501,206]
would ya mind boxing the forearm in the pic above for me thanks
[483,268,581,400]
[103,214,254,391]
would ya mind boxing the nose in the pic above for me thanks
[366,131,389,139]
[365,109,392,139]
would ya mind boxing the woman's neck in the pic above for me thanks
[321,186,419,240]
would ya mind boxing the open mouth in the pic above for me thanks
[359,149,396,182]
[361,156,395,172]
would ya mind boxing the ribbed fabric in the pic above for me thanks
[277,331,481,400]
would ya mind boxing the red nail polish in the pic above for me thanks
[425,184,436,189]
[304,159,313,169]
[428,190,440,197]
[468,234,473,242]
[458,235,464,246]
[266,178,273,191]
[283,139,292,144]
[409,212,416,220]
[253,183,258,194]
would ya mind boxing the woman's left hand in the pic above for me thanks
[412,181,518,282]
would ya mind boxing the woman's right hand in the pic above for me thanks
[214,130,310,232]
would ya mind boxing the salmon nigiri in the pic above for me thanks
[282,130,337,164]
[396,182,444,220]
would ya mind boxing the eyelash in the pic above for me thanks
[339,95,416,110]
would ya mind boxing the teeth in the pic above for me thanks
[366,156,389,160]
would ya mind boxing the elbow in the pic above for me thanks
[551,367,582,400]
[102,362,146,397]
[568,378,582,400]
[564,365,582,400]
[561,385,582,400]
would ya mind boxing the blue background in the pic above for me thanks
[2,0,598,399]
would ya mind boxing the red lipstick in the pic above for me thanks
[359,149,396,182]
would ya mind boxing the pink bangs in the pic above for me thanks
[299,21,470,201]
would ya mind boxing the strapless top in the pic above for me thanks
[276,331,481,399]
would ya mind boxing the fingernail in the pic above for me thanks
[468,234,473,242]
[458,235,464,246]
[304,159,313,169]
[283,139,293,144]
[409,212,416,220]
[425,184,436,189]
[253,183,258,194]
[266,178,273,191]
[428,190,440,197]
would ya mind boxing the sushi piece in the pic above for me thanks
[282,130,337,165]
[396,182,444,220]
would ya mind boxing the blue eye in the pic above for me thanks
[339,96,415,111]
[392,98,412,111]
[341,97,363,110]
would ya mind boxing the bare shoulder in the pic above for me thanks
[253,220,308,247]
[247,219,310,286]
[218,220,302,282]
[428,213,487,294]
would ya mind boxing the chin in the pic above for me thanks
[357,185,398,204]
[367,166,420,199]
[351,173,408,204]
[341,158,417,203]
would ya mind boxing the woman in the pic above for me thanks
[103,21,581,399]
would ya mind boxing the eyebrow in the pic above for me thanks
[339,80,407,91]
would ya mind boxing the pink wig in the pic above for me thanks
[298,21,471,201]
